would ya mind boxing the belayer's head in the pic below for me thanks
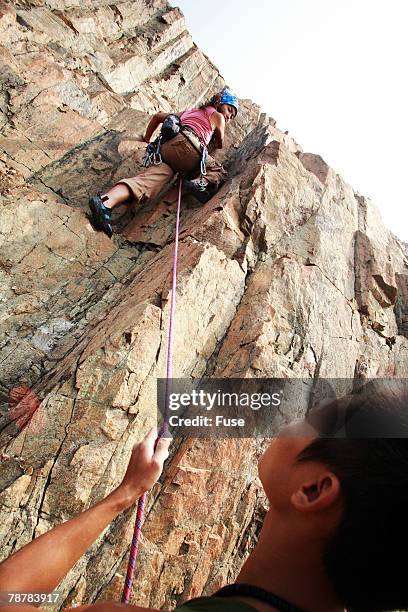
[258,380,408,612]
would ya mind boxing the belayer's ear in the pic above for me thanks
[291,472,341,512]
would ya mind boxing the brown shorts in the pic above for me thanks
[161,133,201,174]
[117,134,200,203]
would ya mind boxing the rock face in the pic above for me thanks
[1,0,408,609]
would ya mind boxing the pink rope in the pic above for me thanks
[121,492,146,603]
[121,178,183,604]
[165,178,182,382]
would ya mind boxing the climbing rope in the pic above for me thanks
[121,178,183,604]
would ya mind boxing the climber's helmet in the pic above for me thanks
[219,89,239,118]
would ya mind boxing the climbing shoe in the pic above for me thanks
[89,194,113,238]
[182,178,214,204]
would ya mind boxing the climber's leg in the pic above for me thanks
[89,135,200,237]
[182,177,213,203]
[101,184,132,209]
[117,161,175,207]
[111,134,199,207]
[204,156,227,189]
[183,156,227,203]
[89,162,175,237]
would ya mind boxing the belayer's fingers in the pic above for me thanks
[154,436,171,463]
[142,427,158,453]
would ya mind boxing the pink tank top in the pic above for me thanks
[180,106,217,146]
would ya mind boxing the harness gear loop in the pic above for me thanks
[121,178,183,605]
[200,145,208,176]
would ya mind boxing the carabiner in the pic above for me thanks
[200,145,208,176]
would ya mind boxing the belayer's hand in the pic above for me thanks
[0,428,170,597]
[117,428,171,508]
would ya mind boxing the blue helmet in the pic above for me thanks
[220,89,239,116]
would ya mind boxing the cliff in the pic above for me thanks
[1,0,408,609]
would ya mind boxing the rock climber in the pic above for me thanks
[88,89,239,238]
[1,380,408,612]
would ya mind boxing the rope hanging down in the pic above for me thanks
[121,178,183,604]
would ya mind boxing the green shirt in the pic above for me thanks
[176,596,257,611]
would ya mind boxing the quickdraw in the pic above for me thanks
[142,136,162,167]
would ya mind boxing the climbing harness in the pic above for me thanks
[143,115,208,180]
[121,178,183,604]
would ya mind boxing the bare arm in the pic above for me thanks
[210,111,226,149]
[143,112,170,143]
[0,430,170,603]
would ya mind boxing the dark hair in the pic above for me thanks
[297,381,408,611]
[199,91,223,112]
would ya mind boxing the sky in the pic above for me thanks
[170,0,408,242]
